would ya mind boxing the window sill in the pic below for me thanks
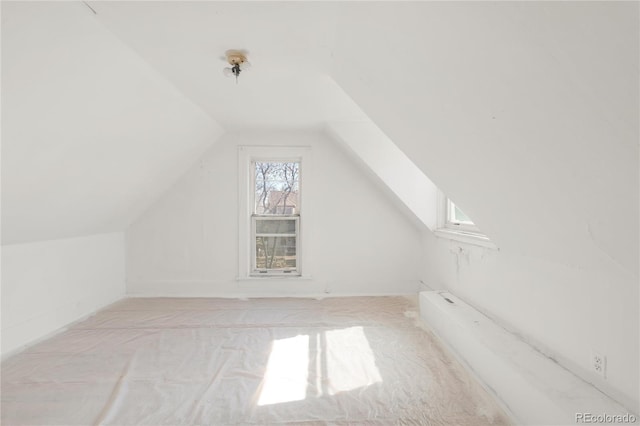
[434,228,498,250]
[236,275,312,281]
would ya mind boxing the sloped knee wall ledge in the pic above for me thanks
[419,291,637,425]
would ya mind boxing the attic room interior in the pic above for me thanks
[1,1,638,425]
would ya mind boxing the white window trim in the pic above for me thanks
[435,191,497,249]
[238,146,313,280]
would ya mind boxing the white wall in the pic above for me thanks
[330,2,638,413]
[422,233,638,413]
[127,129,422,297]
[1,233,126,357]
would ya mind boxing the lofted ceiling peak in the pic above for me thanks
[88,1,367,128]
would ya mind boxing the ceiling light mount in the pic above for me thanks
[223,49,250,83]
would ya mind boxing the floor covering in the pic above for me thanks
[1,296,511,425]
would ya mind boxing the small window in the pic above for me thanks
[251,161,300,275]
[445,199,480,233]
[435,192,496,249]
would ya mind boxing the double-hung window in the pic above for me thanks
[251,161,300,275]
[238,146,312,280]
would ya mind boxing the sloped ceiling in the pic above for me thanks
[2,1,372,245]
[330,2,639,277]
[2,1,637,282]
[1,1,224,244]
[87,1,368,128]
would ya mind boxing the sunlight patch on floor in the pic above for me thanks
[325,326,382,395]
[258,334,310,406]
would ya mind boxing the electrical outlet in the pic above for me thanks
[591,351,606,378]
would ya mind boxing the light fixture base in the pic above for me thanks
[225,50,248,66]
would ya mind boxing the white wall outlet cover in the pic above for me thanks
[591,351,607,378]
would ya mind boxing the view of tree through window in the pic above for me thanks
[254,162,299,215]
[255,218,297,270]
[253,162,300,272]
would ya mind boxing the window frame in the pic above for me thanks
[250,159,301,277]
[238,146,313,280]
[435,191,497,249]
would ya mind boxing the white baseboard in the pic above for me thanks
[126,279,421,299]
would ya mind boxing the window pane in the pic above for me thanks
[452,203,473,224]
[255,236,297,270]
[256,219,296,234]
[255,162,299,215]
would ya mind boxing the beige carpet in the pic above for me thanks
[1,296,511,425]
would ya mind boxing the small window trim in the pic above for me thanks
[435,191,497,249]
